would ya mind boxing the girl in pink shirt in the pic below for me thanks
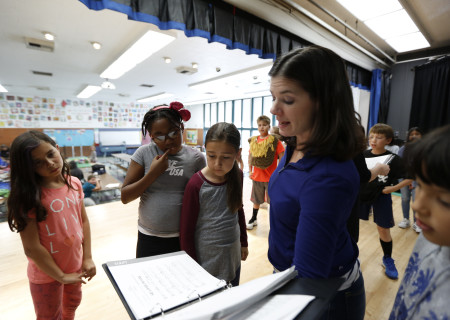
[7,131,96,320]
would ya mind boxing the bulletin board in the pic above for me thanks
[44,129,94,147]
[185,129,198,145]
[98,130,141,146]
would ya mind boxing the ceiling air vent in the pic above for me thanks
[176,66,198,75]
[35,86,50,91]
[25,37,55,52]
[32,70,53,77]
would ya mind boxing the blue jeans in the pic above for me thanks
[400,179,416,221]
[320,272,366,320]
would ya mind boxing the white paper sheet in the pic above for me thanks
[104,183,120,188]
[164,267,297,320]
[365,154,394,170]
[225,294,315,320]
[107,253,225,320]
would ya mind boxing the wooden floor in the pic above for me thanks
[0,177,418,320]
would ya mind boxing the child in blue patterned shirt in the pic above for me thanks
[390,124,450,320]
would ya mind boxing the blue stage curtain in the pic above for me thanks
[79,0,372,88]
[369,69,382,129]
[78,0,310,60]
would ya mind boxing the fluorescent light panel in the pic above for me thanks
[189,64,272,94]
[385,32,430,52]
[336,0,429,53]
[137,92,174,103]
[101,30,175,80]
[77,85,101,99]
[364,10,418,39]
[0,84,7,92]
[337,0,402,21]
[184,98,219,106]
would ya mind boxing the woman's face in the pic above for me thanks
[413,176,450,246]
[408,130,422,141]
[270,76,316,144]
[150,118,183,155]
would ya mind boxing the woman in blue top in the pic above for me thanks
[268,45,367,320]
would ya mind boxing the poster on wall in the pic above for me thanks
[44,129,94,147]
[185,129,198,145]
[0,94,149,128]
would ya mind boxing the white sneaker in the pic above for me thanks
[398,218,411,229]
[246,217,258,230]
[412,223,422,233]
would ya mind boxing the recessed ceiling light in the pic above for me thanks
[0,84,8,93]
[192,62,198,69]
[43,32,54,41]
[164,57,172,64]
[91,42,102,50]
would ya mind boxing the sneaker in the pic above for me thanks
[412,223,422,233]
[382,256,399,279]
[246,217,258,230]
[398,218,411,229]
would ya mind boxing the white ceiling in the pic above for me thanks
[1,0,449,105]
[0,0,273,104]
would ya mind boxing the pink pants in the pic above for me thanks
[29,281,82,320]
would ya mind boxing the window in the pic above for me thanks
[218,102,225,122]
[263,96,272,122]
[234,100,242,128]
[211,103,217,124]
[204,104,211,127]
[225,101,233,123]
[242,99,252,128]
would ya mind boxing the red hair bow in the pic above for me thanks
[153,101,191,122]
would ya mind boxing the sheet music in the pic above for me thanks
[224,295,315,320]
[164,267,297,320]
[107,252,225,320]
[365,154,394,170]
[104,183,120,188]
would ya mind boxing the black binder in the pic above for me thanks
[103,251,298,320]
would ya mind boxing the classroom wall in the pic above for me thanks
[387,58,427,140]
[0,128,93,158]
[185,104,203,129]
[0,93,149,129]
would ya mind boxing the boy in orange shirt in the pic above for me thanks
[247,115,285,229]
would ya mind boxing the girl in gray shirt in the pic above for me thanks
[121,102,205,258]
[180,123,248,286]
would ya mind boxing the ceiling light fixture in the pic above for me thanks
[137,92,174,103]
[91,42,102,50]
[43,32,55,41]
[191,62,198,69]
[336,0,429,52]
[77,85,101,99]
[101,79,116,90]
[0,84,8,93]
[100,30,175,80]
[189,62,273,94]
[164,57,172,64]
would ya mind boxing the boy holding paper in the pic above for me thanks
[359,123,413,280]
